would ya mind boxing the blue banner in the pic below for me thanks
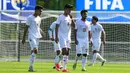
[76,0,130,23]
[0,0,36,22]
[0,0,36,10]
[76,0,130,11]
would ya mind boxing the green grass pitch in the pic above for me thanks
[0,61,130,73]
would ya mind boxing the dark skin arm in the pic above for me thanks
[40,28,46,40]
[55,24,59,43]
[69,14,75,28]
[74,29,78,45]
[22,25,29,44]
[102,31,106,45]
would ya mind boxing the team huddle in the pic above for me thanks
[22,4,106,72]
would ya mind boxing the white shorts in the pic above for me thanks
[28,37,39,50]
[76,39,89,55]
[52,41,61,52]
[92,40,101,51]
[59,37,71,49]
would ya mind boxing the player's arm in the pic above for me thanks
[22,17,30,44]
[48,28,54,41]
[88,24,92,45]
[55,16,61,43]
[88,31,92,42]
[101,25,106,45]
[74,22,78,45]
[22,25,29,44]
[74,29,78,45]
[55,24,59,43]
[40,28,46,39]
[102,31,106,45]
[69,14,75,28]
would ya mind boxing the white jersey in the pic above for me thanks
[26,15,42,39]
[75,19,91,40]
[56,14,72,41]
[48,21,57,39]
[91,23,104,41]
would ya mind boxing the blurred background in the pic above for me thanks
[0,0,130,62]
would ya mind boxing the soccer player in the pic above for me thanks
[22,6,45,72]
[72,10,91,72]
[48,21,63,70]
[88,16,106,66]
[55,4,75,72]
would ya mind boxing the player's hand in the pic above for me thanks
[69,14,73,19]
[22,38,25,44]
[50,38,54,41]
[90,41,93,46]
[103,41,106,45]
[75,40,78,45]
[55,37,59,43]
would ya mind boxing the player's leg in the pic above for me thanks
[28,38,39,72]
[62,40,70,72]
[89,41,106,66]
[95,42,106,66]
[73,45,82,70]
[53,42,62,70]
[89,50,98,66]
[81,44,88,72]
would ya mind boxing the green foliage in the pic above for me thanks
[37,0,76,10]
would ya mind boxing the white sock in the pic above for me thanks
[92,53,97,64]
[63,55,68,70]
[55,55,60,64]
[82,56,87,69]
[30,52,36,67]
[97,53,104,61]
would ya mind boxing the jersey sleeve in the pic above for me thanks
[99,25,104,32]
[88,25,91,31]
[56,16,61,25]
[48,27,53,38]
[50,23,56,30]
[26,17,31,26]
[48,22,56,38]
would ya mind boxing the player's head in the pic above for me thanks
[92,16,98,24]
[64,4,73,15]
[34,5,43,16]
[80,10,88,19]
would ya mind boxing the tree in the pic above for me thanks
[37,0,76,10]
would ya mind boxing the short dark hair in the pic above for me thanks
[35,5,43,10]
[80,10,88,15]
[64,4,73,9]
[92,16,98,22]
